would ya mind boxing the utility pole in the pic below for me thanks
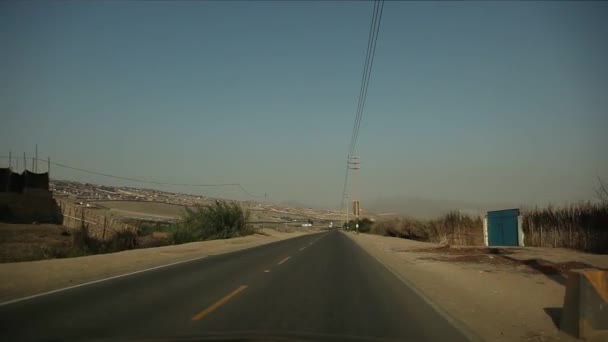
[8,151,11,169]
[35,144,38,172]
[23,153,26,171]
[348,156,361,233]
[343,193,349,230]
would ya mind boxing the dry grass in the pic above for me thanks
[93,200,188,218]
[522,202,608,253]
[371,211,483,245]
[0,223,71,262]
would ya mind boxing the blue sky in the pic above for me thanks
[1,1,607,211]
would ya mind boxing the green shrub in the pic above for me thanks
[344,217,374,232]
[138,223,175,236]
[171,200,252,243]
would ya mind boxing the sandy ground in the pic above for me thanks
[343,232,608,342]
[92,200,187,220]
[0,228,318,303]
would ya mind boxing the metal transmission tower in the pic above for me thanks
[348,157,361,233]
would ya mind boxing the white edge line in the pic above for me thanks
[277,256,291,265]
[0,254,211,307]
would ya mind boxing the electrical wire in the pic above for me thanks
[340,0,385,212]
[0,156,267,198]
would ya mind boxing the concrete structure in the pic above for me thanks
[560,270,608,340]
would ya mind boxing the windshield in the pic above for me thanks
[1,1,607,342]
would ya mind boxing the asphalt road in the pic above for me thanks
[0,231,471,341]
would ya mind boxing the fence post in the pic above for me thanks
[80,207,85,230]
[540,226,543,247]
[587,226,590,252]
[102,216,107,240]
[554,229,557,248]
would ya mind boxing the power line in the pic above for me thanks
[340,0,385,214]
[350,0,384,157]
[0,156,266,198]
[348,0,380,158]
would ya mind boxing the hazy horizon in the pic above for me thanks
[2,1,607,212]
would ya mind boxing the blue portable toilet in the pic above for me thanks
[484,209,522,246]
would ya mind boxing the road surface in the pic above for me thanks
[0,231,471,341]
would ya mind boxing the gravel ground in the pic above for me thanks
[344,232,594,342]
[0,228,318,303]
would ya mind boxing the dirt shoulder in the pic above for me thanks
[0,228,318,303]
[343,232,604,342]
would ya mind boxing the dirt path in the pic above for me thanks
[0,229,317,303]
[344,232,592,342]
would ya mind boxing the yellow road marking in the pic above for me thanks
[191,285,248,321]
[278,256,291,265]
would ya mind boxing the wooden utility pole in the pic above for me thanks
[102,216,107,240]
[48,157,50,175]
[35,144,38,172]
[8,151,11,169]
[81,207,85,230]
[23,153,26,171]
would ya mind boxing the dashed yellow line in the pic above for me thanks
[191,285,248,321]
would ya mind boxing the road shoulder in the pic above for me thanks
[344,231,579,342]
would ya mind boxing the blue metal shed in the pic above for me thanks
[486,209,520,246]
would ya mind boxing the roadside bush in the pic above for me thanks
[171,200,252,244]
[71,226,104,255]
[71,226,137,255]
[138,223,175,236]
[428,212,483,245]
[344,217,374,233]
[370,212,483,245]
[105,230,137,251]
[371,217,430,241]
